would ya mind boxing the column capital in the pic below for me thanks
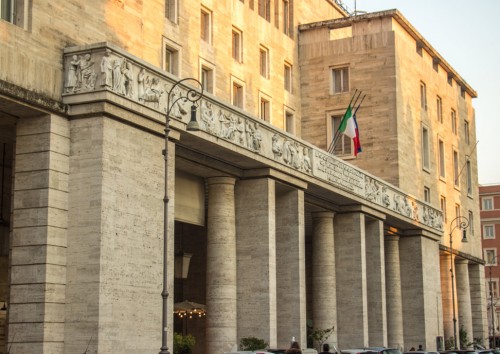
[311,211,335,219]
[207,176,237,186]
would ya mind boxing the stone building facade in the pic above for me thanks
[0,1,487,353]
[480,184,500,345]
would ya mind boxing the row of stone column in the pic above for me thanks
[202,175,485,353]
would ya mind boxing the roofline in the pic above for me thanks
[299,9,477,98]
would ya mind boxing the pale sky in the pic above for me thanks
[344,0,500,185]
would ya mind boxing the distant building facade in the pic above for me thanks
[0,1,487,354]
[480,184,500,345]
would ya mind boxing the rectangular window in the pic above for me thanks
[232,28,242,62]
[200,66,214,94]
[483,197,493,210]
[453,150,459,187]
[331,115,353,156]
[455,204,461,224]
[486,249,498,265]
[260,97,270,121]
[440,196,447,223]
[283,0,293,36]
[258,0,271,21]
[451,109,457,135]
[468,210,474,236]
[260,46,269,78]
[284,62,292,92]
[200,8,212,43]
[438,139,445,179]
[484,225,495,239]
[232,80,244,108]
[466,160,472,196]
[285,110,294,134]
[422,126,430,170]
[165,0,178,23]
[1,0,13,22]
[331,67,349,94]
[420,82,427,110]
[424,187,430,203]
[437,96,442,123]
[464,120,470,145]
[164,42,180,76]
[416,42,423,56]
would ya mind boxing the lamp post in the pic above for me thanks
[489,256,499,349]
[449,215,469,350]
[160,78,203,354]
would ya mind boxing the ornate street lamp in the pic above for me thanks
[160,78,203,354]
[449,215,469,350]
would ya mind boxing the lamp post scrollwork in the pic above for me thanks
[160,78,203,354]
[449,215,469,350]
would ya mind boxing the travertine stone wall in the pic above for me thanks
[206,177,237,354]
[440,253,454,345]
[311,211,337,348]
[400,234,441,350]
[385,235,404,349]
[366,218,387,347]
[334,212,368,348]
[468,263,488,344]
[276,187,305,348]
[10,114,69,354]
[235,178,278,347]
[456,259,473,345]
[64,117,167,353]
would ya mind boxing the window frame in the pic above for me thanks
[165,0,178,23]
[330,114,353,157]
[440,196,447,223]
[284,107,295,134]
[483,197,493,211]
[484,225,495,239]
[436,96,443,123]
[331,66,349,94]
[422,125,430,171]
[258,91,271,122]
[199,58,215,94]
[438,138,445,180]
[453,149,459,187]
[451,109,457,135]
[232,27,243,63]
[200,7,212,44]
[258,0,271,21]
[424,186,430,203]
[284,62,292,93]
[259,45,270,79]
[485,248,498,266]
[162,38,181,76]
[231,76,245,109]
[420,81,427,111]
[464,120,470,145]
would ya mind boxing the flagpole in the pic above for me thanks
[353,94,366,115]
[328,89,359,153]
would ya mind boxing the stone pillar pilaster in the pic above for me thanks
[311,211,337,348]
[456,259,473,347]
[400,233,442,351]
[335,212,368,348]
[206,176,237,354]
[366,217,387,347]
[10,114,69,354]
[276,187,305,348]
[235,178,277,347]
[385,234,404,350]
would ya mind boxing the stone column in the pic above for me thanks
[276,187,305,348]
[335,212,368,348]
[235,178,277,347]
[385,234,404,350]
[400,234,442,351]
[456,259,473,346]
[365,217,387,347]
[206,177,237,354]
[10,114,69,354]
[311,211,337,348]
[468,263,488,347]
[440,253,454,347]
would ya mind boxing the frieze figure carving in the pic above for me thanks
[65,55,80,93]
[79,54,97,91]
[137,68,146,102]
[272,134,283,159]
[168,85,188,119]
[100,49,113,89]
[234,117,245,146]
[122,60,134,98]
[141,77,164,108]
[302,147,312,173]
[112,58,124,93]
[201,101,216,133]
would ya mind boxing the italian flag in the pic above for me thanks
[338,105,362,156]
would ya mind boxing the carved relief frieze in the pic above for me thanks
[63,44,443,232]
